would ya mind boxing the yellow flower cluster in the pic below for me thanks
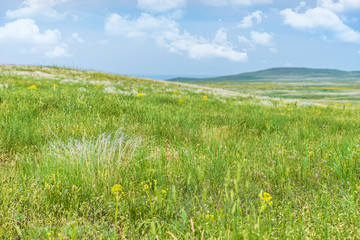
[28,85,37,90]
[136,93,145,97]
[259,191,273,211]
[111,184,124,199]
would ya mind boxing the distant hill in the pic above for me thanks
[168,67,360,83]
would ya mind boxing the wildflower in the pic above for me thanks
[178,99,184,104]
[259,192,272,202]
[111,184,123,195]
[259,191,273,211]
[136,93,145,97]
[203,96,208,101]
[162,189,167,194]
[53,84,58,87]
[174,90,179,93]
[28,85,37,90]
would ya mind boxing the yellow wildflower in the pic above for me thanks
[178,99,184,104]
[174,90,179,93]
[203,96,208,101]
[28,85,37,90]
[259,192,272,202]
[136,93,145,97]
[259,191,273,211]
[111,184,123,194]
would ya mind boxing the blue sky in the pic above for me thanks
[0,0,360,78]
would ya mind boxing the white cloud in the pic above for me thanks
[137,0,186,12]
[250,31,273,46]
[318,0,360,12]
[105,13,177,38]
[200,0,272,6]
[0,19,70,58]
[0,19,60,45]
[280,7,360,44]
[156,28,248,61]
[6,0,68,20]
[358,50,360,54]
[45,45,71,58]
[214,28,228,45]
[105,13,247,61]
[238,10,262,28]
[238,36,251,45]
[72,33,83,43]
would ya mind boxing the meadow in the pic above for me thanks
[197,81,360,103]
[1,65,360,239]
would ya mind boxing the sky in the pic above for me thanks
[0,0,360,79]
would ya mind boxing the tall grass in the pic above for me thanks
[1,65,360,238]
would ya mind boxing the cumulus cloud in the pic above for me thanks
[238,10,262,28]
[6,0,69,20]
[137,0,186,12]
[237,36,251,45]
[105,13,247,61]
[0,19,70,58]
[200,0,272,6]
[280,7,360,44]
[250,31,273,46]
[0,19,60,44]
[105,13,177,38]
[318,0,360,12]
[156,28,248,61]
[45,45,71,58]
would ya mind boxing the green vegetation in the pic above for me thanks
[169,68,360,104]
[1,65,360,239]
[168,67,360,103]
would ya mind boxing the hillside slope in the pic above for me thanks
[168,67,360,82]
[2,65,360,239]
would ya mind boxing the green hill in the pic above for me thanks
[2,65,360,239]
[168,67,360,82]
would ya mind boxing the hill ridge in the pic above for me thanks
[168,67,360,83]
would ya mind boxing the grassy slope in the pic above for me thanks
[1,65,360,239]
[169,68,360,104]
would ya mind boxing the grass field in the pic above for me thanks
[1,65,360,239]
[169,68,360,104]
[194,81,360,104]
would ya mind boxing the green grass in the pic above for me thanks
[197,81,360,103]
[1,65,360,239]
